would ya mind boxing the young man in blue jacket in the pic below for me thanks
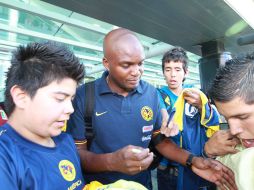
[157,47,238,190]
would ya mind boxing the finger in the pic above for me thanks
[127,146,148,160]
[125,155,151,170]
[224,140,239,154]
[212,161,237,190]
[183,96,198,106]
[183,92,196,101]
[160,121,168,133]
[160,128,168,136]
[160,125,169,136]
[171,123,179,136]
[213,174,227,190]
[161,119,173,137]
[231,137,241,145]
[161,122,179,137]
[161,127,173,137]
[222,165,237,189]
[184,89,199,98]
[226,147,239,154]
[132,148,151,160]
[161,108,169,123]
[129,153,153,174]
[221,174,235,190]
[215,173,237,190]
[211,169,230,189]
[215,181,228,190]
[131,148,142,154]
[138,152,154,170]
[160,125,168,134]
[133,165,144,174]
[226,141,238,150]
[161,117,168,128]
[183,89,197,96]
[183,96,193,102]
[222,142,236,149]
[126,165,143,175]
[120,159,142,175]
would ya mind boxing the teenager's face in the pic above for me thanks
[215,97,254,148]
[163,61,186,91]
[24,78,77,138]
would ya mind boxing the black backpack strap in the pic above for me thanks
[84,81,95,148]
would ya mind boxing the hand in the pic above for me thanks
[110,145,153,175]
[160,108,179,137]
[205,130,240,157]
[191,157,237,190]
[183,89,202,110]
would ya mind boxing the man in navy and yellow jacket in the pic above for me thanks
[157,47,220,190]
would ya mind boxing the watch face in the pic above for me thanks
[186,161,192,167]
[186,154,194,168]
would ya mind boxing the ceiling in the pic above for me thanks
[1,0,254,102]
[43,0,254,56]
[0,0,201,93]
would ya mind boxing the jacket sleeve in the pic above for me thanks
[200,98,220,137]
[0,141,18,190]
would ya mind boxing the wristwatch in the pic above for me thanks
[186,154,195,168]
[202,148,216,159]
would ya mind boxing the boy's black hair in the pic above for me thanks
[4,41,85,116]
[208,54,254,104]
[161,47,188,73]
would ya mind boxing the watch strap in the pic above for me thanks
[186,153,194,168]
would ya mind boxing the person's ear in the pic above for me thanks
[102,57,109,71]
[10,85,29,109]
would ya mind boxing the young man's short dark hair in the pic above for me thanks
[4,41,85,116]
[161,47,188,73]
[208,55,254,104]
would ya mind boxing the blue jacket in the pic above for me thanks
[158,87,220,190]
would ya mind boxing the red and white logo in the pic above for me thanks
[142,125,153,133]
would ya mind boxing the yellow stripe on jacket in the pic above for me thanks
[173,88,219,138]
